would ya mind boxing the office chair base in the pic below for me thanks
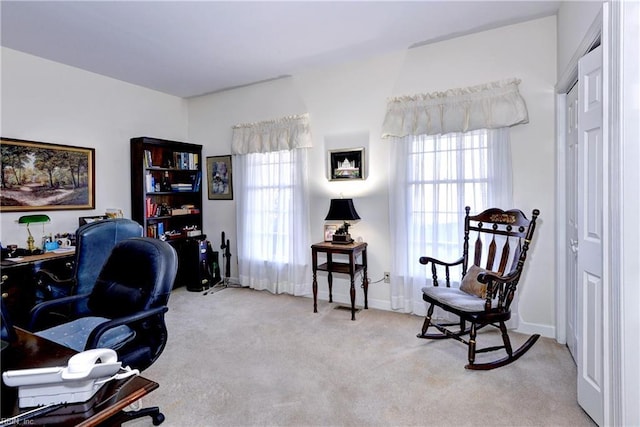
[105,406,164,426]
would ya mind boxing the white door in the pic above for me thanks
[565,82,579,362]
[576,44,604,426]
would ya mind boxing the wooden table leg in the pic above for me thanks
[362,248,368,309]
[362,273,369,310]
[349,275,356,321]
[313,270,318,313]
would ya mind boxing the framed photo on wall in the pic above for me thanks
[0,137,95,212]
[328,147,364,181]
[206,155,233,200]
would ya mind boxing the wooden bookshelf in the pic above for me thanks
[130,136,204,243]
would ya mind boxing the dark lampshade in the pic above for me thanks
[324,199,361,221]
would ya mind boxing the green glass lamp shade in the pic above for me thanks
[18,214,51,224]
[18,214,50,252]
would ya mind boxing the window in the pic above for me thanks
[236,149,311,295]
[389,128,512,313]
[407,130,494,262]
[241,150,295,263]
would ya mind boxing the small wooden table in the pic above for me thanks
[311,241,368,320]
[1,327,159,426]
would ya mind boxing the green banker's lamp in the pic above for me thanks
[18,214,50,252]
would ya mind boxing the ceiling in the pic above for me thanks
[1,1,561,99]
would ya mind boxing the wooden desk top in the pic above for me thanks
[1,249,75,268]
[1,327,158,426]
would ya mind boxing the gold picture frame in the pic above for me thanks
[1,137,95,212]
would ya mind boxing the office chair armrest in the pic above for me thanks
[85,306,169,350]
[35,269,74,286]
[35,270,76,302]
[29,293,91,330]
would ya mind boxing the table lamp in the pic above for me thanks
[324,198,360,244]
[18,214,50,252]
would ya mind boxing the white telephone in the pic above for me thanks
[2,348,139,408]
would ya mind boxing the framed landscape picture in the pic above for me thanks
[1,137,95,212]
[206,155,233,200]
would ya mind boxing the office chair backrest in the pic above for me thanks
[88,238,178,318]
[74,219,143,312]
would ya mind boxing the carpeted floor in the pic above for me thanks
[127,286,595,426]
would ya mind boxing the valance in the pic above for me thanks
[231,113,313,154]
[381,78,529,138]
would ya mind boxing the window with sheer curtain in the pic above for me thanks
[232,114,312,296]
[382,79,528,315]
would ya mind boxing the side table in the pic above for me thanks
[311,241,368,320]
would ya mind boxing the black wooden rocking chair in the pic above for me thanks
[417,206,540,370]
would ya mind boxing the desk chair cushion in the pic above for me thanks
[36,317,135,352]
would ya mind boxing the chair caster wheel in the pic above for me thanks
[152,412,165,425]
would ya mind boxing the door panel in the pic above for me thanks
[577,44,604,426]
[566,83,578,361]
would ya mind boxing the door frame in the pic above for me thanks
[555,6,602,346]
[555,2,636,424]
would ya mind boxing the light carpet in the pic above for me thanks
[127,286,595,427]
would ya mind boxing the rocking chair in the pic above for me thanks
[417,206,540,370]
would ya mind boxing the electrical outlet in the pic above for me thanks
[384,272,390,283]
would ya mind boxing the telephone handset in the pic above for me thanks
[2,348,139,408]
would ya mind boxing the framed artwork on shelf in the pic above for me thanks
[324,224,338,242]
[328,147,364,181]
[0,137,95,212]
[206,155,233,200]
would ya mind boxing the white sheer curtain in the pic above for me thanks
[233,114,312,295]
[383,79,527,316]
[388,129,513,314]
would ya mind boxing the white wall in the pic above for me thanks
[189,16,558,336]
[0,47,187,245]
[557,0,604,79]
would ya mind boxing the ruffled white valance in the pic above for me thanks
[231,113,313,154]
[381,78,529,138]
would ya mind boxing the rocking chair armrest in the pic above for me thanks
[419,256,464,267]
[477,268,520,285]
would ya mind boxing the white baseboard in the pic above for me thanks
[516,316,556,339]
[304,291,557,340]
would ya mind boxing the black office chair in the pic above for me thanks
[35,218,143,312]
[29,237,178,425]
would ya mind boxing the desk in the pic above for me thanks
[1,250,75,327]
[1,327,159,426]
[311,241,368,321]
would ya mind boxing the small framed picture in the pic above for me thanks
[328,147,364,181]
[324,224,338,242]
[206,155,233,200]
